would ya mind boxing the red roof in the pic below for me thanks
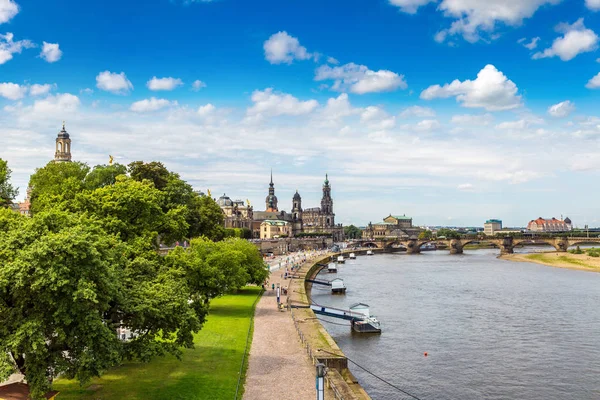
[0,383,59,400]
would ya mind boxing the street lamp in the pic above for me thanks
[316,362,326,400]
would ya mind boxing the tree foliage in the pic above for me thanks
[344,225,362,239]
[418,230,433,240]
[435,228,461,239]
[0,159,18,207]
[29,161,89,214]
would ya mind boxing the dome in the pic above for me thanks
[217,194,233,207]
[293,190,301,200]
[57,127,70,139]
[564,217,571,224]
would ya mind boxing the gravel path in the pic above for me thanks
[243,255,321,400]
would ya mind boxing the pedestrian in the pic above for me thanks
[272,283,275,291]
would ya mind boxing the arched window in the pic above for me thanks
[57,142,62,152]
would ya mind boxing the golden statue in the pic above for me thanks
[207,189,212,197]
[108,155,114,165]
[246,199,251,207]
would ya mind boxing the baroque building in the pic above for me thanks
[362,214,421,239]
[54,122,72,162]
[527,217,572,232]
[216,194,253,230]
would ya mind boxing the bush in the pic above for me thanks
[570,245,584,254]
[587,248,600,257]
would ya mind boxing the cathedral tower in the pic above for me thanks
[265,170,278,212]
[321,174,333,214]
[54,122,72,162]
[292,190,303,235]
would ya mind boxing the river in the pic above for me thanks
[311,248,600,400]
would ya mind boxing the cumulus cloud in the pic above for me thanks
[586,0,600,10]
[0,32,34,64]
[130,97,176,112]
[420,65,522,111]
[399,105,436,118]
[451,113,493,126]
[321,93,355,120]
[96,71,133,94]
[147,76,183,91]
[29,83,55,96]
[247,88,318,117]
[399,0,559,43]
[32,93,80,114]
[263,31,314,64]
[40,42,62,63]
[457,183,474,191]
[315,62,407,94]
[586,72,600,89]
[547,100,575,118]
[197,103,216,117]
[0,0,19,24]
[0,82,26,100]
[414,119,441,131]
[327,56,339,65]
[192,80,206,91]
[518,37,540,50]
[533,19,598,61]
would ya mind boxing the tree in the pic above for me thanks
[436,228,461,239]
[28,161,90,214]
[418,230,433,240]
[187,194,224,241]
[0,159,18,207]
[128,161,170,190]
[344,225,363,239]
[84,163,127,190]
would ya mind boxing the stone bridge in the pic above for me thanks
[353,236,600,255]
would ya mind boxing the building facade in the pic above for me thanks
[216,194,253,230]
[527,217,572,232]
[260,220,291,239]
[54,122,72,162]
[362,214,421,239]
[484,219,502,236]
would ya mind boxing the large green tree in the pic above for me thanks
[84,163,127,190]
[0,158,18,207]
[344,225,363,239]
[436,228,461,239]
[28,161,89,214]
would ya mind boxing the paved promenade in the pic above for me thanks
[243,252,326,400]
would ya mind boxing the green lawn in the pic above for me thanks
[53,286,262,400]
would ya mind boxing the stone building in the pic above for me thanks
[260,220,291,239]
[54,122,72,162]
[362,214,421,239]
[216,194,253,230]
[484,219,502,235]
[527,217,572,232]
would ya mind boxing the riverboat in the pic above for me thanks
[349,303,381,333]
[327,263,337,273]
[366,250,374,256]
[349,252,356,259]
[330,278,346,294]
[337,255,345,263]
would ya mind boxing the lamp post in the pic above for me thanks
[316,362,326,400]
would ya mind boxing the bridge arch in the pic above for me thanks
[567,239,600,249]
[513,238,559,251]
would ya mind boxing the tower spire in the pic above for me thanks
[270,168,273,185]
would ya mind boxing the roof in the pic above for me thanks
[485,219,502,224]
[261,220,289,226]
[0,383,59,400]
[528,217,568,225]
[389,215,412,220]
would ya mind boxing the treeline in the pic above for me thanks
[0,159,268,399]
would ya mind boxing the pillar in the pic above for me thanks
[500,236,514,255]
[406,240,421,254]
[449,239,463,254]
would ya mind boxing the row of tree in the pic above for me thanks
[0,159,269,399]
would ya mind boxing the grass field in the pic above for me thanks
[53,286,262,400]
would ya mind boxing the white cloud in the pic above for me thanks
[0,32,34,64]
[533,19,598,61]
[315,62,407,94]
[586,72,600,89]
[519,37,540,50]
[0,0,18,24]
[263,31,313,64]
[247,88,318,117]
[147,76,183,91]
[451,113,493,126]
[197,103,216,117]
[32,93,80,114]
[420,65,522,111]
[457,183,474,191]
[96,71,133,94]
[414,119,440,131]
[130,97,176,113]
[322,93,355,120]
[586,0,600,11]
[496,115,544,130]
[29,83,55,96]
[327,56,339,64]
[40,42,62,63]
[80,88,94,95]
[388,0,435,14]
[403,0,560,43]
[0,82,26,100]
[400,105,436,118]
[192,80,206,91]
[547,100,575,118]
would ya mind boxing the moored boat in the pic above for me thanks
[349,252,356,259]
[327,263,337,273]
[366,250,374,256]
[330,278,346,294]
[337,255,345,263]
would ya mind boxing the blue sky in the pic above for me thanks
[2,0,600,227]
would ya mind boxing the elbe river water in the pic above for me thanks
[311,248,600,400]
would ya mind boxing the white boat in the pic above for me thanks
[349,252,356,259]
[330,278,346,294]
[349,303,381,333]
[366,250,374,256]
[337,255,345,263]
[327,263,337,273]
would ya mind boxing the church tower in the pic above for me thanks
[292,190,303,235]
[321,174,334,227]
[265,170,278,212]
[54,122,72,162]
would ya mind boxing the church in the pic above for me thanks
[250,172,344,241]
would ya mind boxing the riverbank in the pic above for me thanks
[500,252,600,273]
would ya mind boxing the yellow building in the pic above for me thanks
[260,220,291,239]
